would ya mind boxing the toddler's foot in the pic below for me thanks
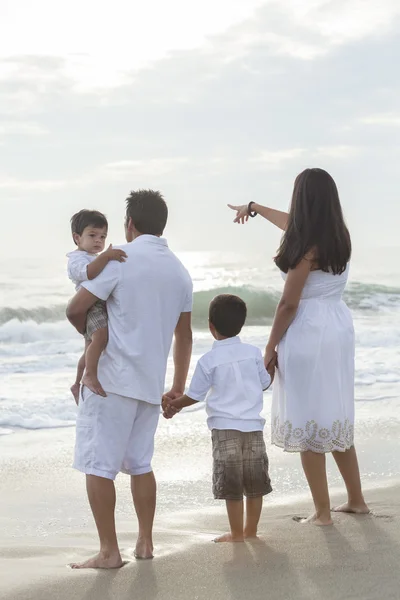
[82,373,107,397]
[213,533,244,543]
[332,502,370,514]
[70,383,80,405]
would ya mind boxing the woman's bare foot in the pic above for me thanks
[293,513,333,526]
[332,502,370,514]
[70,383,80,405]
[134,538,153,559]
[243,529,259,539]
[82,373,106,397]
[214,533,244,543]
[69,551,123,569]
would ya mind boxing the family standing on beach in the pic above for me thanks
[66,168,369,570]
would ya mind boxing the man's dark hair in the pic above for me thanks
[126,189,168,236]
[209,294,247,338]
[70,210,108,244]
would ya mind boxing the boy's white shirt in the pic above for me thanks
[187,336,271,432]
[67,250,96,290]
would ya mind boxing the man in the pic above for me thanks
[66,190,193,569]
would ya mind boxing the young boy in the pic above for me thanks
[67,209,127,402]
[162,293,273,543]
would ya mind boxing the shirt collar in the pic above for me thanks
[212,336,241,349]
[131,234,168,247]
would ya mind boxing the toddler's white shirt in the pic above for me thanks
[67,250,96,290]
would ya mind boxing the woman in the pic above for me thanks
[228,168,369,525]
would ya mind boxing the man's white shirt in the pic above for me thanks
[81,235,193,403]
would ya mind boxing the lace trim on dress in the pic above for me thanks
[271,417,354,454]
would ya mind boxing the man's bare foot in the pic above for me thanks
[293,514,333,526]
[69,551,123,569]
[82,373,107,397]
[134,538,153,559]
[332,502,370,514]
[70,383,80,405]
[214,533,244,543]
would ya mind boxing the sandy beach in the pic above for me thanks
[1,429,399,600]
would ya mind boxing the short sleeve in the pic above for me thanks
[81,260,120,301]
[67,253,91,285]
[187,359,212,402]
[256,350,271,391]
[182,275,193,313]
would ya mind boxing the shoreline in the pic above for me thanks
[1,484,400,600]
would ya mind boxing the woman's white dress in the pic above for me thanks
[271,265,355,453]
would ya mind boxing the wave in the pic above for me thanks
[1,283,400,340]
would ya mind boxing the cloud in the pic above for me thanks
[101,158,190,180]
[0,121,48,136]
[249,148,307,169]
[0,176,67,191]
[360,113,400,126]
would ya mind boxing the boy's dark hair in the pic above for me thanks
[209,294,247,338]
[70,210,108,244]
[126,189,168,236]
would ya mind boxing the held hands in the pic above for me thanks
[227,204,250,224]
[264,346,278,383]
[162,390,182,420]
[104,244,127,262]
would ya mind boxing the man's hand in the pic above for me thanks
[104,244,127,263]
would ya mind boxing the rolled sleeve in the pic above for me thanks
[81,261,120,301]
[256,353,271,391]
[187,360,211,402]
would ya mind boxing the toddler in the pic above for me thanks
[67,209,126,402]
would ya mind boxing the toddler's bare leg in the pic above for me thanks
[244,496,263,538]
[71,340,90,404]
[214,500,244,543]
[82,327,108,397]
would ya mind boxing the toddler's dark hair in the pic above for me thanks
[70,210,108,245]
[209,294,247,337]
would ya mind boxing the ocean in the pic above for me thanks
[1,248,399,504]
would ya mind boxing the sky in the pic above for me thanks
[1,0,400,258]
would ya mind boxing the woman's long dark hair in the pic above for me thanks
[274,168,351,274]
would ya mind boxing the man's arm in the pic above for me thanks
[66,288,100,334]
[164,312,193,401]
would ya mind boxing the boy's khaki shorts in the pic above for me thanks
[212,429,272,501]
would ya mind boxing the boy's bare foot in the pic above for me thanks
[293,514,333,526]
[134,538,153,559]
[69,551,123,569]
[332,502,370,514]
[70,383,80,405]
[82,373,107,397]
[213,533,244,543]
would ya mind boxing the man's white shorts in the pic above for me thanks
[73,388,160,480]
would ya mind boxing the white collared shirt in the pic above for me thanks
[67,250,96,290]
[187,336,271,432]
[81,235,193,403]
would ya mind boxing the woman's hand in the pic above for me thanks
[264,346,278,381]
[227,204,249,224]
